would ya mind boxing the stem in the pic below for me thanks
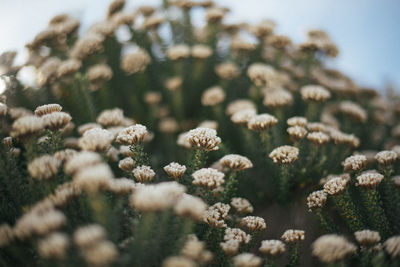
[333,190,364,232]
[287,244,301,267]
[363,189,391,238]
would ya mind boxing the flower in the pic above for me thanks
[28,155,61,181]
[269,145,299,164]
[164,162,187,179]
[342,155,367,172]
[187,127,221,151]
[287,116,307,127]
[215,62,239,80]
[96,108,124,127]
[224,228,251,244]
[312,234,357,263]
[323,177,348,195]
[338,101,367,123]
[11,115,44,139]
[121,48,151,74]
[287,126,307,141]
[118,157,135,172]
[192,168,225,190]
[307,190,327,211]
[38,232,69,260]
[240,216,266,232]
[116,124,148,145]
[34,104,62,117]
[203,202,230,228]
[375,150,397,166]
[300,85,331,102]
[132,165,156,183]
[201,86,225,106]
[230,198,253,215]
[281,229,305,244]
[307,131,330,145]
[219,154,253,171]
[354,230,381,247]
[263,89,293,108]
[231,109,256,126]
[384,236,400,258]
[167,44,191,60]
[247,113,278,131]
[259,240,286,257]
[191,44,213,59]
[174,194,207,221]
[42,112,72,131]
[356,170,384,189]
[233,253,262,267]
[78,128,114,151]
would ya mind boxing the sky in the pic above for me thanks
[0,0,399,90]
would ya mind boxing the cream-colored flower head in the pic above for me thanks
[356,170,384,189]
[287,126,307,141]
[339,101,367,123]
[269,145,299,165]
[191,44,213,59]
[132,165,155,183]
[78,128,114,151]
[240,216,266,232]
[144,91,162,106]
[263,89,293,108]
[307,122,328,132]
[162,256,196,267]
[342,154,367,172]
[305,190,326,212]
[259,240,286,257]
[198,120,218,130]
[192,168,225,190]
[97,108,124,127]
[215,62,240,80]
[300,85,331,102]
[107,178,138,195]
[187,127,221,151]
[247,113,278,131]
[354,230,381,247]
[219,154,253,171]
[375,150,397,166]
[201,86,225,106]
[77,123,102,135]
[231,38,257,53]
[165,76,182,92]
[233,253,262,267]
[224,228,251,244]
[64,151,102,175]
[82,241,118,266]
[247,63,276,87]
[203,202,230,228]
[384,236,400,258]
[174,193,207,221]
[220,239,240,256]
[312,234,357,263]
[231,109,256,126]
[287,116,308,127]
[307,131,330,145]
[35,104,62,117]
[167,44,190,60]
[177,131,191,149]
[118,157,135,172]
[226,99,256,116]
[205,7,226,23]
[87,63,113,90]
[329,129,360,148]
[28,154,61,181]
[323,177,348,195]
[281,229,305,244]
[42,112,72,131]
[73,163,113,193]
[130,182,186,212]
[116,124,148,145]
[164,162,186,179]
[0,224,14,247]
[0,103,7,117]
[267,34,292,50]
[252,19,275,38]
[11,115,44,139]
[121,48,151,74]
[57,59,82,78]
[231,197,254,215]
[37,232,69,260]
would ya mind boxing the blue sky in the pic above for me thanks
[1,0,399,90]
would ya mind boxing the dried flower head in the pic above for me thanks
[38,232,69,260]
[97,108,124,127]
[269,145,299,164]
[205,7,226,23]
[130,182,186,212]
[203,202,230,228]
[247,113,278,131]
[116,124,147,145]
[220,239,240,256]
[78,128,114,151]
[384,236,400,258]
[187,127,221,151]
[342,154,367,172]
[323,177,348,195]
[82,241,118,266]
[118,157,135,172]
[73,163,114,193]
[281,229,305,244]
[219,154,253,171]
[0,224,14,247]
[300,85,331,102]
[287,126,308,141]
[132,165,155,183]
[375,150,397,166]
[64,151,102,175]
[354,230,381,247]
[162,256,196,267]
[201,86,225,106]
[174,194,207,221]
[87,64,113,90]
[42,112,72,131]
[11,115,44,139]
[192,168,225,190]
[312,234,357,263]
[226,99,256,116]
[259,240,286,257]
[177,131,191,149]
[247,63,276,87]
[267,34,292,49]
[35,104,62,117]
[164,162,186,179]
[191,44,213,59]
[231,197,253,215]
[224,228,251,244]
[165,76,182,92]
[231,38,257,53]
[28,155,61,181]
[307,131,330,145]
[339,101,367,123]
[231,109,256,126]
[263,89,293,108]
[198,120,218,130]
[241,216,266,232]
[233,253,262,267]
[57,59,82,78]
[287,116,308,127]
[167,44,191,60]
[215,62,239,80]
[121,48,151,74]
[356,170,384,189]
[329,129,360,148]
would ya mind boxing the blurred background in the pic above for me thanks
[0,0,399,90]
